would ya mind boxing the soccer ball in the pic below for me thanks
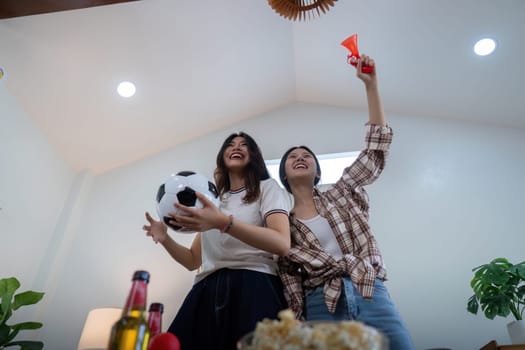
[156,171,220,231]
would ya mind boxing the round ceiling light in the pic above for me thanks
[117,81,136,98]
[474,38,496,56]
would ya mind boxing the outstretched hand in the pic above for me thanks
[169,192,225,233]
[351,54,377,87]
[143,211,168,244]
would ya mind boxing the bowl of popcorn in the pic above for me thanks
[237,309,388,350]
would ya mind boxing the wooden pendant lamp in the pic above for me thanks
[268,0,338,21]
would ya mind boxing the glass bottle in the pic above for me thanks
[147,302,164,340]
[107,270,150,350]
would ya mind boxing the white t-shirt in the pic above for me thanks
[195,178,290,283]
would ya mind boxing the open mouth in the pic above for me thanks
[230,152,244,159]
[293,163,308,169]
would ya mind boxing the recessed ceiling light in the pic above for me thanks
[474,38,496,56]
[117,81,136,98]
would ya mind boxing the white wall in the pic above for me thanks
[3,98,524,349]
[0,84,75,322]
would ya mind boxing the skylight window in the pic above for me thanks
[266,151,359,188]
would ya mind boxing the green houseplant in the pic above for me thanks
[467,258,525,320]
[0,277,44,350]
[467,258,525,344]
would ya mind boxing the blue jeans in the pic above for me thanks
[304,278,414,350]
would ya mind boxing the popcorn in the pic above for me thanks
[242,309,385,350]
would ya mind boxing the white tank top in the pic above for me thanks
[297,215,344,260]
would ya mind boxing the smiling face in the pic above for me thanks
[285,148,317,179]
[223,136,250,172]
[215,132,270,201]
[279,146,321,193]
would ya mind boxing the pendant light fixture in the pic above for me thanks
[268,0,338,21]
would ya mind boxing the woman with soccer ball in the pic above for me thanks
[143,132,291,350]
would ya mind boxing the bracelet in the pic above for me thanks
[221,215,234,233]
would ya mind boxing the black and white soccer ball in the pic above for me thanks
[156,171,220,232]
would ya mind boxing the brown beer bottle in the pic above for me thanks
[107,270,150,350]
[147,302,164,340]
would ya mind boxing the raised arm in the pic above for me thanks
[330,55,392,194]
[356,55,386,127]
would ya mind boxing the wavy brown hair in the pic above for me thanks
[214,132,270,203]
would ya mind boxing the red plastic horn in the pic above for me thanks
[341,33,374,74]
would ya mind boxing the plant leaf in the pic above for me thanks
[486,264,510,285]
[0,323,10,345]
[517,285,525,300]
[13,291,44,311]
[513,262,525,279]
[471,276,487,296]
[467,295,479,314]
[482,295,511,319]
[5,340,44,350]
[492,257,511,264]
[0,277,20,296]
[9,322,43,331]
[483,303,498,319]
[0,277,20,325]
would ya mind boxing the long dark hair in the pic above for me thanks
[279,145,321,194]
[215,132,270,203]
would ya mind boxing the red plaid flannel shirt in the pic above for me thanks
[278,124,393,319]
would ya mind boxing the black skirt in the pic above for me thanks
[168,268,287,350]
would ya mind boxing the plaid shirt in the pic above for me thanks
[278,124,393,319]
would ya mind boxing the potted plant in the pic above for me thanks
[0,277,44,350]
[467,258,525,344]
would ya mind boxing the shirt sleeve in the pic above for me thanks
[259,178,291,221]
[321,124,392,216]
[343,124,393,188]
[324,125,392,209]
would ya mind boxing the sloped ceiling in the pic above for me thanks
[1,0,523,174]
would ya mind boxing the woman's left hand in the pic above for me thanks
[169,192,226,232]
[355,54,377,86]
